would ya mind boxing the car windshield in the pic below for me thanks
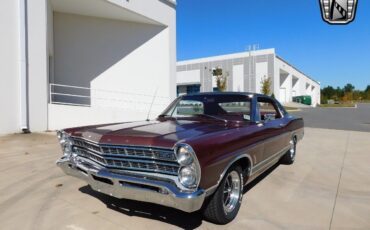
[161,94,252,121]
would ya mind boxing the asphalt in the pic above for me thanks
[0,128,369,230]
[291,103,370,132]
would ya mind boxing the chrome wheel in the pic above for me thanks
[289,139,296,160]
[222,171,241,214]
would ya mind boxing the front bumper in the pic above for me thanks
[56,155,205,213]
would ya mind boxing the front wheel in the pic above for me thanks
[203,166,243,224]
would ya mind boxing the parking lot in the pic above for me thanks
[1,107,370,230]
[292,103,370,132]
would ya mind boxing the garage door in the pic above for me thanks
[280,88,287,103]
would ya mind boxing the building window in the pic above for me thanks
[177,84,201,96]
[187,85,200,94]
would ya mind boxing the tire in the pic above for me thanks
[281,137,297,165]
[203,166,243,225]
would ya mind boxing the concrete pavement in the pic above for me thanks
[292,103,370,132]
[0,128,369,230]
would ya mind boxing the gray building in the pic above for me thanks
[177,48,320,106]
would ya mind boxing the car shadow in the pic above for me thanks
[79,186,203,229]
[78,163,280,229]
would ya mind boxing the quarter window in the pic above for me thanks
[257,98,282,121]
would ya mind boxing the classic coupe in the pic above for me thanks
[56,92,304,224]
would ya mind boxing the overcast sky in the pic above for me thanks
[176,0,370,90]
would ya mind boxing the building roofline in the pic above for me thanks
[177,48,276,65]
[275,55,320,85]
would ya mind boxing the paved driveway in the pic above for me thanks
[0,129,369,230]
[292,103,370,132]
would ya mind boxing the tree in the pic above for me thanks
[321,86,336,99]
[336,87,344,100]
[260,75,272,95]
[365,85,370,93]
[212,67,228,91]
[344,83,355,93]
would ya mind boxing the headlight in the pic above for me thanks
[57,131,73,156]
[57,130,63,140]
[175,144,201,189]
[179,165,197,188]
[177,146,194,165]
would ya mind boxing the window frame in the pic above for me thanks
[255,96,285,123]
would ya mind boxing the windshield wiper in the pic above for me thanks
[196,114,228,123]
[158,114,178,120]
[158,114,171,118]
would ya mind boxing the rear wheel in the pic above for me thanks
[281,137,297,164]
[203,166,243,225]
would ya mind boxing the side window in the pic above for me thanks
[257,98,282,122]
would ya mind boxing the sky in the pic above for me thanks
[176,0,370,90]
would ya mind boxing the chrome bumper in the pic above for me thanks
[56,156,205,213]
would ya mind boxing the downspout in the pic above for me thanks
[19,0,30,133]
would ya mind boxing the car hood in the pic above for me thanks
[65,119,239,148]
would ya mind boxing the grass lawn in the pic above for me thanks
[319,104,356,108]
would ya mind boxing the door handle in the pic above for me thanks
[279,123,285,127]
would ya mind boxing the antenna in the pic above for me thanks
[146,88,158,121]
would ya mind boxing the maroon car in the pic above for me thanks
[56,92,304,224]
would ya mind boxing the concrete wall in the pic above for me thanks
[177,70,200,85]
[0,0,177,134]
[255,62,268,94]
[275,57,320,105]
[107,0,177,99]
[176,49,320,106]
[48,103,162,130]
[27,0,49,132]
[177,49,275,94]
[50,11,174,129]
[232,64,244,92]
[0,0,20,135]
[53,12,167,93]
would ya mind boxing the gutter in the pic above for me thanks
[19,0,30,133]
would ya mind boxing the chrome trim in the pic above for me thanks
[205,154,253,196]
[71,137,179,176]
[71,136,173,150]
[73,137,176,162]
[76,147,178,167]
[75,148,179,176]
[219,154,253,183]
[174,143,201,190]
[205,145,289,195]
[222,170,241,214]
[57,155,205,213]
[251,145,290,175]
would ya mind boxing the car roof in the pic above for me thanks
[183,91,267,98]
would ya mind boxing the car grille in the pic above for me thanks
[72,138,179,175]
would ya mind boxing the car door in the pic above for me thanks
[256,97,289,163]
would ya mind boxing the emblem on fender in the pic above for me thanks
[319,0,358,24]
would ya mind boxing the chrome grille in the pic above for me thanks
[72,138,179,175]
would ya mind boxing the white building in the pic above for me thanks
[177,48,320,106]
[0,0,176,135]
